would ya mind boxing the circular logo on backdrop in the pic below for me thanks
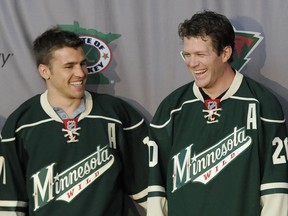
[80,35,112,75]
[58,22,121,84]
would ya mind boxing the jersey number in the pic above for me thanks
[148,140,158,167]
[0,156,6,184]
[272,137,288,164]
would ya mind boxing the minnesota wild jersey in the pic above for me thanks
[0,91,149,216]
[147,72,288,216]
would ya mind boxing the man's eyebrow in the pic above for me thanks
[63,59,86,65]
[80,59,87,63]
[63,61,76,66]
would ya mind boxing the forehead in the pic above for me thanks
[183,36,213,52]
[51,46,85,63]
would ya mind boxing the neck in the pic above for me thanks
[202,67,235,99]
[47,93,82,118]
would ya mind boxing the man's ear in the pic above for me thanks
[222,46,233,63]
[38,64,51,80]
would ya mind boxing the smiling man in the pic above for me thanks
[38,45,88,117]
[0,27,149,216]
[147,10,288,216]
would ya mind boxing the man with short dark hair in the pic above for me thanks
[147,10,288,216]
[0,27,149,216]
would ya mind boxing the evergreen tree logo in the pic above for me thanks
[58,22,121,84]
[232,29,263,72]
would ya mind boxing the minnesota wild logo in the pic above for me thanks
[58,22,121,84]
[232,29,263,72]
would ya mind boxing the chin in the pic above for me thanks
[195,81,206,88]
[74,92,85,99]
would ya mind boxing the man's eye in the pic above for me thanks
[196,53,206,57]
[182,53,190,59]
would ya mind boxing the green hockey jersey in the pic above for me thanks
[0,91,149,216]
[147,72,288,216]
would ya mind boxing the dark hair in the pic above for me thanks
[32,27,84,66]
[178,10,235,63]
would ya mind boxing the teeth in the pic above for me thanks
[194,70,206,74]
[71,81,82,86]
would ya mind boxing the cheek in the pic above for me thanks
[51,72,70,84]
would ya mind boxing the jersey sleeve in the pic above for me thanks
[117,100,150,210]
[147,98,174,216]
[0,113,29,215]
[259,92,288,216]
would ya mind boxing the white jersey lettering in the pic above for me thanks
[247,103,257,130]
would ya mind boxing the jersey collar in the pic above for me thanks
[193,71,243,102]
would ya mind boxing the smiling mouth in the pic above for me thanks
[70,81,83,86]
[194,69,207,77]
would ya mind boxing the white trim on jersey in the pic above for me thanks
[124,118,145,130]
[0,200,27,216]
[150,99,200,129]
[16,119,55,133]
[261,182,288,191]
[260,117,286,123]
